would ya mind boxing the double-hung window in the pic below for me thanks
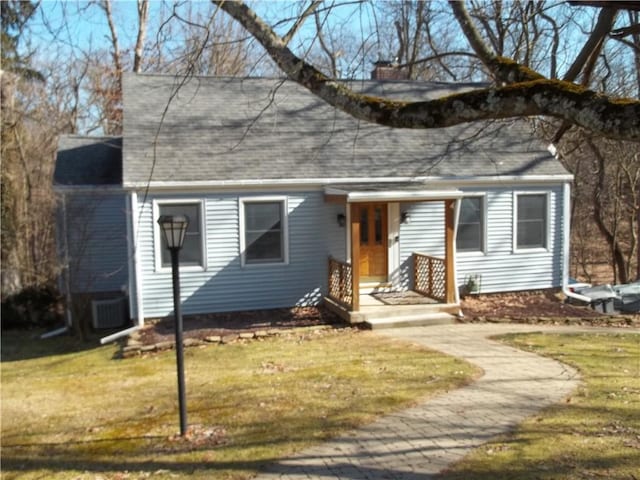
[240,197,288,266]
[456,196,484,253]
[515,193,548,250]
[155,201,205,269]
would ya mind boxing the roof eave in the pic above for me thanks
[123,174,574,191]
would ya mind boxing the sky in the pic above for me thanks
[27,1,365,62]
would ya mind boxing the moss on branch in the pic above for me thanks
[216,0,640,141]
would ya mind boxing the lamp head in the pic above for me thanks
[158,214,190,250]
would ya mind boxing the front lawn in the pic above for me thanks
[1,327,477,480]
[440,332,640,480]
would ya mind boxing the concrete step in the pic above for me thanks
[364,312,457,330]
[360,303,447,320]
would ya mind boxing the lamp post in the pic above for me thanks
[157,214,189,436]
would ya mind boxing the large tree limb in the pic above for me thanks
[213,0,640,142]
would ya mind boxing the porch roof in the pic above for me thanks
[324,182,464,203]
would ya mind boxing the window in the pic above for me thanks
[516,193,548,249]
[240,198,288,265]
[457,196,484,252]
[156,201,204,268]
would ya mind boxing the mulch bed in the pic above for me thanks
[126,291,638,356]
[460,290,638,327]
[136,306,345,347]
[461,290,601,320]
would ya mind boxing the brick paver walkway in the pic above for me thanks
[255,324,621,479]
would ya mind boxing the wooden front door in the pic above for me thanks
[357,203,388,282]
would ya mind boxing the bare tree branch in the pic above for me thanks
[101,0,123,75]
[283,0,322,45]
[539,9,560,79]
[213,0,640,141]
[611,23,640,38]
[563,7,618,82]
[133,0,149,73]
[314,10,338,77]
[448,1,543,83]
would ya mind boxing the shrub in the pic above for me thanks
[1,285,62,330]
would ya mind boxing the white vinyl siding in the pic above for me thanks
[134,184,565,318]
[138,191,329,318]
[398,201,445,291]
[60,191,129,293]
[399,185,563,294]
[326,203,347,261]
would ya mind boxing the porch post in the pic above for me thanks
[444,199,456,303]
[350,203,360,311]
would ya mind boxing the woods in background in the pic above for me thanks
[1,0,638,328]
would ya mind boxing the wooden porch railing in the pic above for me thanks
[328,257,353,309]
[413,252,446,302]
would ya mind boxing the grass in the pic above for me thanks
[440,332,640,480]
[1,327,477,480]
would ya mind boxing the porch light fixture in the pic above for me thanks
[337,213,346,227]
[157,214,189,436]
[401,211,411,224]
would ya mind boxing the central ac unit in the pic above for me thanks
[91,297,127,329]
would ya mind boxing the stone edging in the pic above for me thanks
[120,324,338,358]
[461,315,639,328]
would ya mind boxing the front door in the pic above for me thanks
[357,203,388,283]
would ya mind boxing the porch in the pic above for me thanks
[325,254,461,329]
[324,183,462,328]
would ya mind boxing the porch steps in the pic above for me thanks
[324,296,459,329]
[364,312,457,330]
[360,303,457,329]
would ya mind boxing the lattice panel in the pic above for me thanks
[414,254,446,302]
[328,258,353,307]
[430,259,446,301]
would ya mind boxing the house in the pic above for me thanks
[54,71,573,337]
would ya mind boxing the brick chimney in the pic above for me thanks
[371,60,409,80]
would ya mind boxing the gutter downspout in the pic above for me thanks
[100,191,145,345]
[100,325,142,345]
[561,181,591,304]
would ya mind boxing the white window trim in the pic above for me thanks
[153,199,207,273]
[513,191,551,253]
[239,196,289,268]
[456,193,487,256]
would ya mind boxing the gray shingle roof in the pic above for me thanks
[55,136,122,186]
[121,74,568,186]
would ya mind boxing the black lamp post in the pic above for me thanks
[157,214,189,436]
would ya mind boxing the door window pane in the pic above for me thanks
[360,208,369,245]
[374,207,383,245]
